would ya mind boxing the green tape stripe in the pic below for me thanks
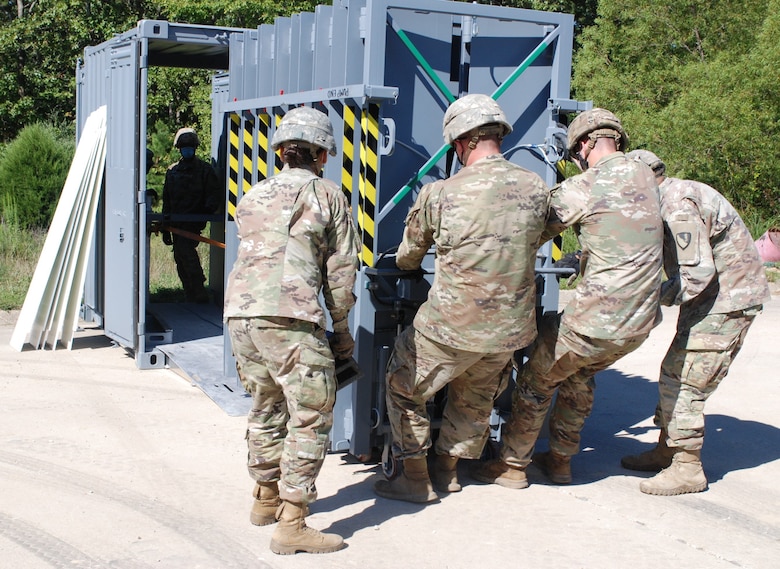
[377,30,557,223]
[393,25,455,104]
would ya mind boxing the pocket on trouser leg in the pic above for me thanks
[279,435,328,504]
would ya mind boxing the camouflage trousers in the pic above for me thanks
[385,326,513,460]
[227,316,336,505]
[501,313,646,468]
[651,305,760,451]
[172,233,206,300]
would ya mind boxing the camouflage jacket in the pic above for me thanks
[544,152,663,339]
[162,156,221,231]
[659,177,769,312]
[223,166,360,329]
[397,154,550,353]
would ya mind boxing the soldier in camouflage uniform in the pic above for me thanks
[623,149,769,495]
[472,108,664,489]
[224,107,359,554]
[373,94,550,503]
[162,128,221,303]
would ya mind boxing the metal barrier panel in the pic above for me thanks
[220,0,580,458]
[73,0,583,456]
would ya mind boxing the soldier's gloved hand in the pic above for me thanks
[659,277,680,306]
[329,331,354,360]
[553,250,581,285]
[162,231,173,246]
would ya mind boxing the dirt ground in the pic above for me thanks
[1,285,779,569]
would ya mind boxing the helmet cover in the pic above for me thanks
[271,106,337,156]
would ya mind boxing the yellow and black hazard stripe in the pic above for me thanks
[552,235,563,262]
[241,111,254,194]
[227,112,241,221]
[340,102,358,203]
[257,112,271,182]
[358,103,379,267]
[274,110,284,174]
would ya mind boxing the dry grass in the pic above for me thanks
[0,223,46,310]
[0,222,212,310]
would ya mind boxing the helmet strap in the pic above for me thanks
[587,129,622,149]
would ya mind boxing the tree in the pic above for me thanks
[0,1,319,143]
[572,0,779,218]
[0,1,151,141]
[455,1,597,30]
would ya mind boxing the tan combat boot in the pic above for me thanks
[533,451,572,484]
[431,454,461,493]
[639,449,708,496]
[249,481,281,526]
[621,429,675,472]
[269,500,344,555]
[374,456,439,503]
[470,458,529,489]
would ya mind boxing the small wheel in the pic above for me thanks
[381,442,400,480]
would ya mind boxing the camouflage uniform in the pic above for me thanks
[386,154,550,460]
[162,156,221,301]
[224,165,360,505]
[500,151,664,467]
[653,177,769,451]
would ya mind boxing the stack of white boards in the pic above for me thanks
[10,105,107,351]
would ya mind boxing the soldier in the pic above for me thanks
[472,108,664,489]
[162,127,221,303]
[224,107,359,554]
[624,149,770,495]
[373,94,550,503]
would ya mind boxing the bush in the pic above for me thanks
[0,123,75,229]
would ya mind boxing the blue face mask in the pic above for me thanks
[180,147,196,160]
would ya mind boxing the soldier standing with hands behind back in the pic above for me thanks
[162,127,221,303]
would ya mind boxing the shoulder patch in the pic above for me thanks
[667,220,699,266]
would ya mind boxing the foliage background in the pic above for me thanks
[0,0,777,227]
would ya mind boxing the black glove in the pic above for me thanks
[329,331,355,360]
[553,250,581,275]
[162,231,173,246]
[553,250,581,285]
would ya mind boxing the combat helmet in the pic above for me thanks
[442,94,512,146]
[271,106,337,156]
[627,149,666,177]
[566,108,628,154]
[173,127,199,148]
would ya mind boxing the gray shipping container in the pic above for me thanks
[75,0,588,466]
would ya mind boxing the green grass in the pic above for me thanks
[0,222,46,310]
[739,208,780,241]
[0,219,209,310]
[148,226,211,303]
[0,218,773,311]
